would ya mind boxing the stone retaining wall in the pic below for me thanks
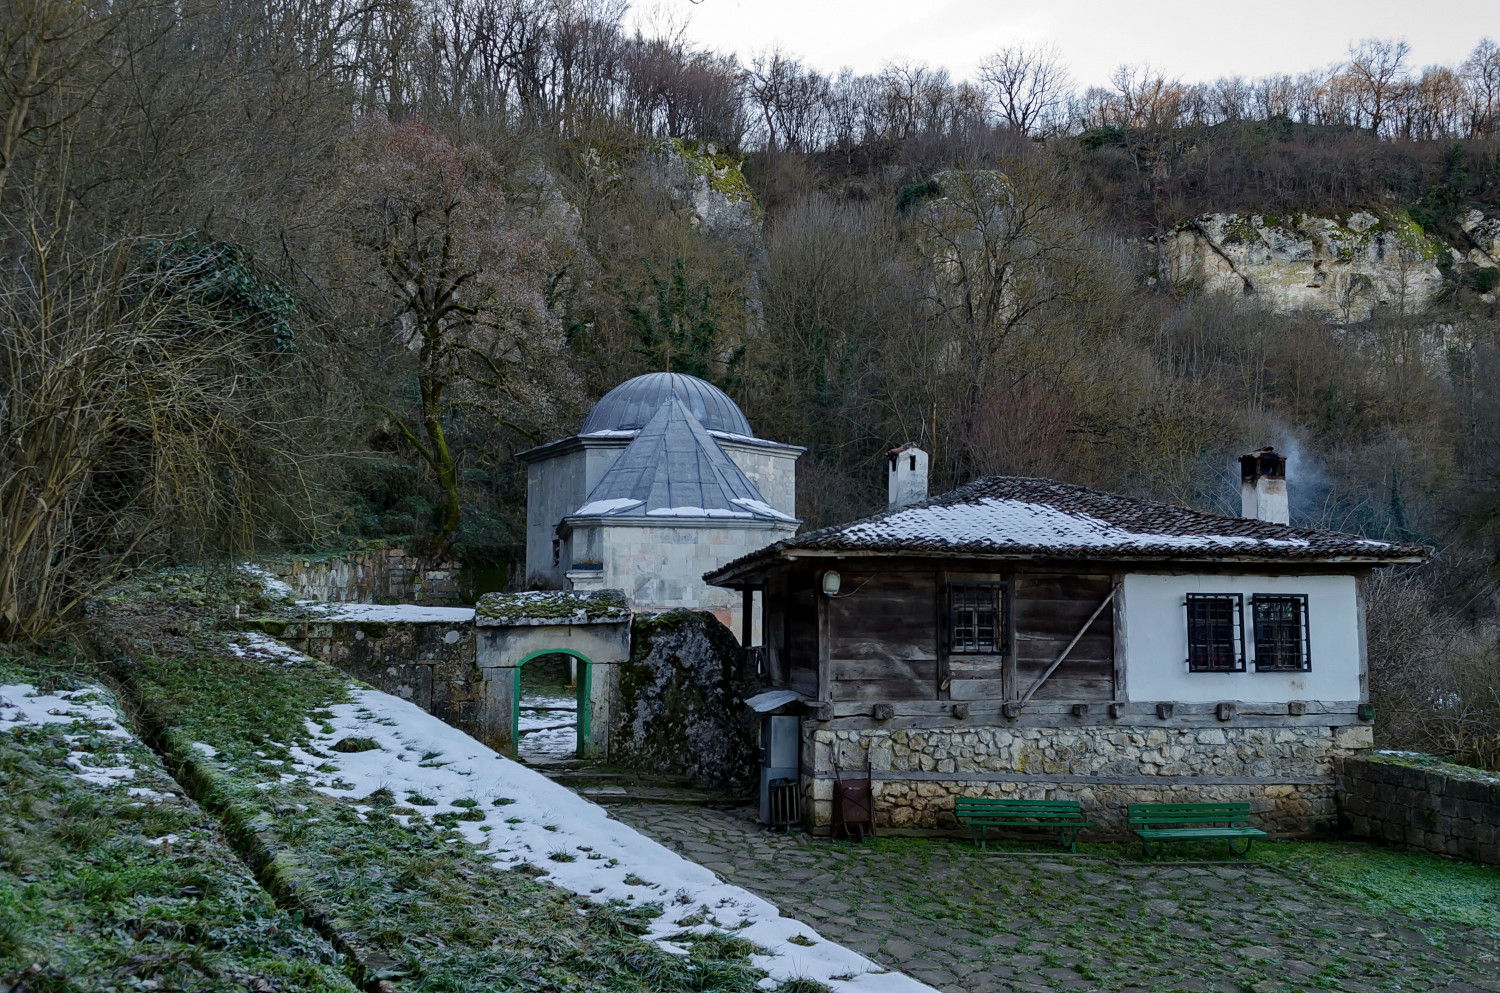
[1335,753,1500,864]
[269,619,482,742]
[270,547,463,604]
[802,723,1375,837]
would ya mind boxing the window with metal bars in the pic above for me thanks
[1252,594,1311,672]
[948,583,1007,655]
[1186,593,1244,672]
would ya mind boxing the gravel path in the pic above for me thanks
[612,803,1499,993]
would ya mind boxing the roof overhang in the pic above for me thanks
[704,545,1428,588]
[560,514,800,536]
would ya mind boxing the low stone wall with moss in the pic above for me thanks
[1336,753,1500,864]
[610,610,757,789]
[269,545,463,604]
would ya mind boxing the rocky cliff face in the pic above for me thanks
[1157,211,1455,320]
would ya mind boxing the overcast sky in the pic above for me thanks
[645,0,1496,88]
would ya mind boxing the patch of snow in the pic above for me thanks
[147,834,180,846]
[839,497,1314,552]
[644,506,753,518]
[192,741,219,758]
[241,563,297,599]
[575,497,644,516]
[306,603,476,624]
[731,498,797,521]
[0,684,165,795]
[579,429,640,439]
[280,676,936,993]
[227,631,310,665]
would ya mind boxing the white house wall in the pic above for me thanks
[720,442,800,518]
[1121,573,1362,705]
[524,442,629,587]
[571,523,795,632]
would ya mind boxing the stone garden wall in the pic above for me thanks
[269,546,463,605]
[263,618,482,742]
[1335,753,1500,864]
[802,723,1376,837]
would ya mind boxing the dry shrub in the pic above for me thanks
[0,228,334,642]
[1365,568,1500,770]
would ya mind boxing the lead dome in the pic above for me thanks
[580,372,752,437]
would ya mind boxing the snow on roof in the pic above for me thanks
[303,602,476,624]
[706,476,1425,582]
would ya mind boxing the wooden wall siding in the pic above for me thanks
[1012,574,1114,700]
[828,572,940,701]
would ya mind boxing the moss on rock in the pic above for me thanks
[475,589,630,625]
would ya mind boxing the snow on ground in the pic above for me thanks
[0,684,176,801]
[228,631,311,665]
[302,602,476,623]
[517,693,579,764]
[282,681,936,993]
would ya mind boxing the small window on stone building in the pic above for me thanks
[948,583,1008,655]
[1252,594,1310,672]
[552,538,561,566]
[1186,593,1244,672]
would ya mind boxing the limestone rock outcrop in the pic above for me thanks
[1158,211,1448,320]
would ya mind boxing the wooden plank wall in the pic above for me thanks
[826,572,938,701]
[1012,574,1114,700]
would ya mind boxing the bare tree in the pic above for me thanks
[977,42,1069,137]
[1463,37,1500,136]
[1344,37,1411,135]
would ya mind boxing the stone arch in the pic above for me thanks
[511,648,594,760]
[473,590,632,760]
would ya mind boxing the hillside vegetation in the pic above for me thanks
[2,0,1499,764]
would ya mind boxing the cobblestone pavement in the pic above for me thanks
[610,803,1500,993]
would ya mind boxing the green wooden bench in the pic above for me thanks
[954,798,1092,852]
[1128,802,1268,856]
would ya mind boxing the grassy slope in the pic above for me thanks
[0,659,356,993]
[95,567,779,993]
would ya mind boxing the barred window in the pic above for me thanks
[1186,594,1244,672]
[949,583,1007,655]
[1252,595,1311,672]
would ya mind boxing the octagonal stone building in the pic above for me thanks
[517,373,801,633]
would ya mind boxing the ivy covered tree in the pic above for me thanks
[623,257,742,385]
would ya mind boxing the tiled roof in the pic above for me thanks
[705,476,1425,582]
[568,395,794,523]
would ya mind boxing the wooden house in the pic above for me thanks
[705,450,1425,835]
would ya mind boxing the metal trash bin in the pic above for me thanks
[832,777,874,841]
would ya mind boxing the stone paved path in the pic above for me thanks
[611,803,1500,993]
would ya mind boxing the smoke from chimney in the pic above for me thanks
[888,444,929,508]
[1240,447,1289,525]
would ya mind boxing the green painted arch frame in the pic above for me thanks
[512,649,593,759]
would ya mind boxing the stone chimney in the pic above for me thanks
[1240,447,1289,525]
[888,444,929,508]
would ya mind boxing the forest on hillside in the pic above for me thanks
[3,0,1500,762]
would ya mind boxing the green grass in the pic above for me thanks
[0,660,355,992]
[1250,840,1500,933]
[92,566,785,992]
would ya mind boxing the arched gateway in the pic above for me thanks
[475,590,632,759]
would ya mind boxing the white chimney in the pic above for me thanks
[888,444,929,508]
[1240,447,1289,525]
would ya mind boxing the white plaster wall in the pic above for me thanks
[569,522,794,633]
[721,442,800,518]
[1122,573,1362,704]
[524,442,629,587]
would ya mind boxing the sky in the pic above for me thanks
[644,0,1496,88]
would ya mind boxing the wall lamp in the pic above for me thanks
[821,570,842,596]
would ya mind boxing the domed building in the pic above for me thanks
[517,373,802,632]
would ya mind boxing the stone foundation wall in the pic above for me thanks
[273,619,482,741]
[1336,754,1500,864]
[801,722,1374,837]
[270,547,463,604]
